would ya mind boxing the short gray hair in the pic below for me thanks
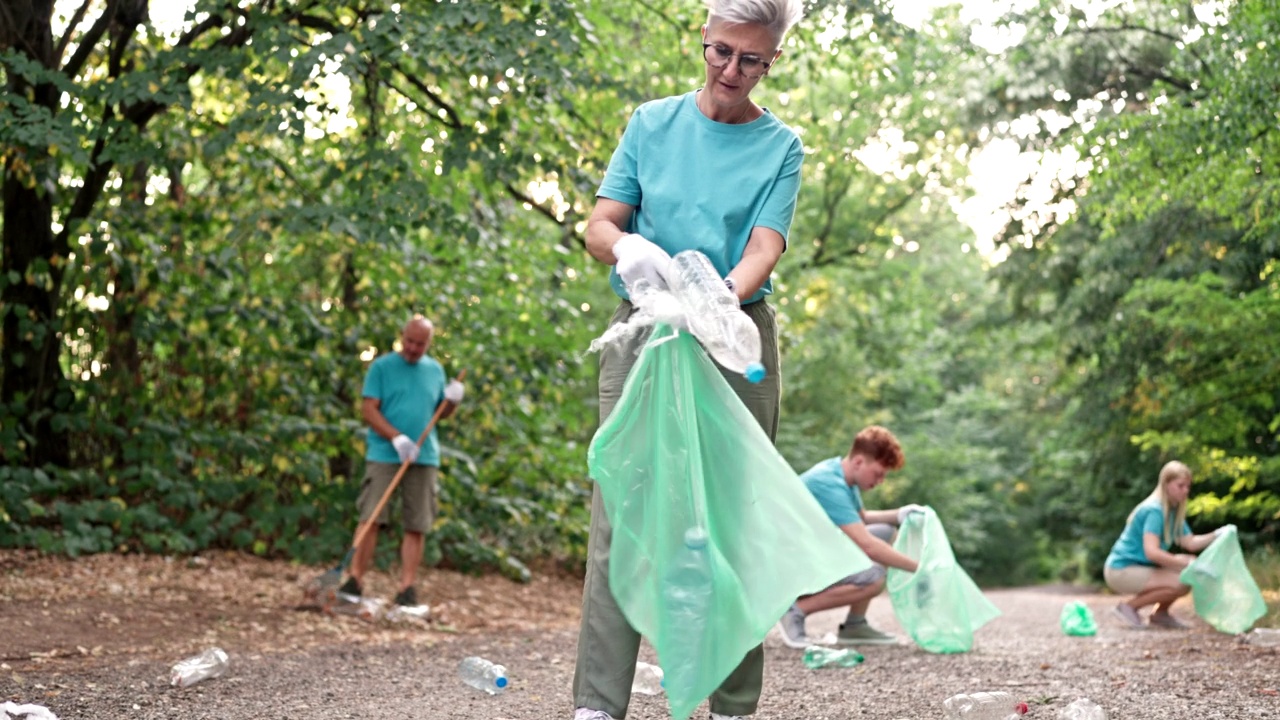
[704,0,804,42]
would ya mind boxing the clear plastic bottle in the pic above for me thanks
[801,645,864,669]
[631,661,665,695]
[170,647,230,688]
[1059,697,1108,720]
[668,250,766,383]
[660,526,713,701]
[458,656,509,695]
[1246,627,1280,646]
[942,691,1029,720]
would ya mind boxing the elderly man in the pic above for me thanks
[339,316,464,608]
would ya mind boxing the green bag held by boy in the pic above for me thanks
[588,323,870,720]
[886,508,1000,653]
[1180,525,1266,634]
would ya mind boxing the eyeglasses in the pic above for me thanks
[702,42,773,79]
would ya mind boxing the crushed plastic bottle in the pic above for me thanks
[1,702,61,720]
[1058,697,1108,719]
[1245,627,1280,646]
[458,656,509,695]
[631,661,665,695]
[385,603,430,624]
[1060,601,1098,636]
[170,647,229,688]
[801,645,864,669]
[942,691,1029,720]
[668,250,765,383]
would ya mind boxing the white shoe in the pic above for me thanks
[710,714,746,720]
[777,605,811,649]
[574,709,615,720]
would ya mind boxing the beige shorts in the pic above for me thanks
[1104,564,1154,595]
[357,462,437,533]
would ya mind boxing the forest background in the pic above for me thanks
[1,0,1277,605]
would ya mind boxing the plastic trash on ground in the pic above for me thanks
[333,595,386,622]
[170,647,229,688]
[631,661,665,695]
[1,703,60,720]
[458,656,508,695]
[887,508,1000,653]
[942,691,1028,719]
[1180,524,1266,634]
[385,603,430,624]
[588,317,871,720]
[1058,697,1108,719]
[1060,601,1098,636]
[801,645,864,669]
[1243,627,1280,646]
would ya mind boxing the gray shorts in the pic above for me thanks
[357,462,437,533]
[828,523,895,587]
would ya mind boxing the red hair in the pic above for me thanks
[849,425,904,470]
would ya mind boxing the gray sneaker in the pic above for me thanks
[778,606,811,649]
[573,710,615,720]
[836,621,898,645]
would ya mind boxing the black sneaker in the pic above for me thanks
[337,577,362,599]
[393,586,419,607]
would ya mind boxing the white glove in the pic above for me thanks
[444,379,465,404]
[897,504,926,524]
[612,233,673,292]
[391,434,419,464]
[1212,526,1230,538]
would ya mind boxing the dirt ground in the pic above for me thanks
[2,549,1277,720]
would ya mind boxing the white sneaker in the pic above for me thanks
[574,709,615,720]
[777,605,810,649]
[710,714,746,720]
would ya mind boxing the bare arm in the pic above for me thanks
[842,522,919,572]
[362,397,400,441]
[1177,531,1217,553]
[1142,531,1195,569]
[726,228,785,302]
[861,509,900,526]
[584,197,638,265]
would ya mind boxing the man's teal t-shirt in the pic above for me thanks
[1105,500,1192,568]
[598,91,804,305]
[362,352,446,467]
[800,457,864,527]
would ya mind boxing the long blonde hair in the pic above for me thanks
[1127,460,1191,546]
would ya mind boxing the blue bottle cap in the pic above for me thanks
[684,526,709,549]
[744,362,766,384]
[495,676,509,688]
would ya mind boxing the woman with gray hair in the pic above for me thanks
[573,1,805,719]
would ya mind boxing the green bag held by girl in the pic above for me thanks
[1180,525,1266,634]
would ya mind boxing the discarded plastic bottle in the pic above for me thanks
[801,645,864,669]
[661,526,713,702]
[170,647,230,688]
[1246,628,1280,646]
[942,691,1029,720]
[668,250,766,383]
[1059,697,1108,720]
[631,661,665,695]
[458,656,509,695]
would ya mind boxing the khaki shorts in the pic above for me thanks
[357,462,437,533]
[1104,564,1154,595]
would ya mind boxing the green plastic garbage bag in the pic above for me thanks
[886,508,1000,653]
[1180,525,1266,634]
[1060,601,1098,637]
[588,323,871,720]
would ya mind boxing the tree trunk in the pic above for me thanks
[1,0,70,466]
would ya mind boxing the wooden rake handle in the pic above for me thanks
[351,369,466,553]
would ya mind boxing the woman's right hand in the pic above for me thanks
[612,233,673,291]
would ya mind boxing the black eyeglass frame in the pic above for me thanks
[701,42,774,79]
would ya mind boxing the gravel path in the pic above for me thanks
[4,584,1276,720]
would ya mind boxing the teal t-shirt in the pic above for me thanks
[800,457,864,527]
[1104,499,1192,569]
[362,352,446,467]
[598,91,804,304]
